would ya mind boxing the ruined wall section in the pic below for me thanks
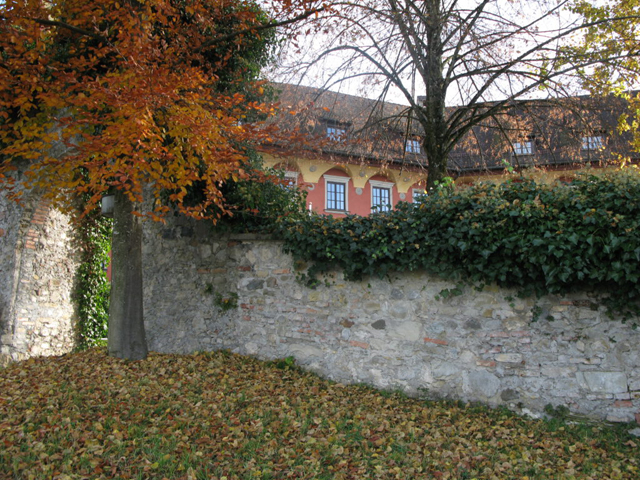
[0,187,79,364]
[0,186,30,364]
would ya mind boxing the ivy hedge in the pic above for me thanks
[279,169,640,316]
[184,152,308,233]
[74,211,112,349]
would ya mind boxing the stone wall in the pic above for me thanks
[0,189,79,365]
[143,220,640,423]
[0,187,25,362]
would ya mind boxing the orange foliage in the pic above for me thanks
[0,0,323,221]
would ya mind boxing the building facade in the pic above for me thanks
[263,84,638,216]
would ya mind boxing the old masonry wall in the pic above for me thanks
[143,219,640,424]
[0,189,79,366]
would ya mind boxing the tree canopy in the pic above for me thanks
[570,0,640,156]
[0,0,326,360]
[0,0,324,219]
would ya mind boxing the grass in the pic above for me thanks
[0,348,638,479]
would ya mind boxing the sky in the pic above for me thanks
[268,0,605,107]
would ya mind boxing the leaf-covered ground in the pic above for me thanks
[0,349,638,479]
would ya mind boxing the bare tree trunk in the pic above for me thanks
[425,145,448,191]
[108,190,147,360]
[422,0,448,191]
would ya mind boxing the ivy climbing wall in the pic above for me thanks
[143,221,640,424]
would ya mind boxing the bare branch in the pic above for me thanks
[277,0,640,188]
[195,7,327,53]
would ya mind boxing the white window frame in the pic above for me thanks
[406,139,421,154]
[513,140,533,156]
[326,126,347,142]
[370,180,394,212]
[284,171,299,187]
[324,174,350,212]
[582,135,604,151]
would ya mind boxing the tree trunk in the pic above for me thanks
[425,146,448,191]
[108,190,147,360]
[422,0,448,192]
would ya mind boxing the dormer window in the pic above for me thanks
[582,135,604,151]
[406,139,421,154]
[513,140,533,156]
[327,126,347,141]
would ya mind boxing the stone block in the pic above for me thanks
[495,353,522,363]
[396,368,416,381]
[465,319,481,330]
[501,388,519,401]
[607,413,635,423]
[308,292,321,302]
[244,342,259,355]
[407,290,421,301]
[579,372,628,394]
[541,366,576,378]
[390,288,404,300]
[340,319,355,328]
[421,367,434,384]
[364,302,382,314]
[272,269,291,275]
[423,336,448,346]
[390,321,421,341]
[390,304,408,319]
[289,344,325,361]
[199,244,212,258]
[463,370,500,400]
[569,357,601,365]
[438,306,461,316]
[589,340,612,353]
[459,350,476,364]
[371,320,386,330]
[432,362,458,379]
[502,316,528,330]
[476,359,496,368]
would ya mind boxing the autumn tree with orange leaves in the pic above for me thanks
[0,0,326,359]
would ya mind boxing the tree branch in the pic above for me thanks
[16,16,107,41]
[194,7,327,53]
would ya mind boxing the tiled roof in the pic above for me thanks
[271,83,638,173]
[272,83,427,167]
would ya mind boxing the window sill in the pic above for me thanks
[325,209,349,214]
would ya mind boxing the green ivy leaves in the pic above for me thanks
[74,212,112,349]
[280,169,640,316]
